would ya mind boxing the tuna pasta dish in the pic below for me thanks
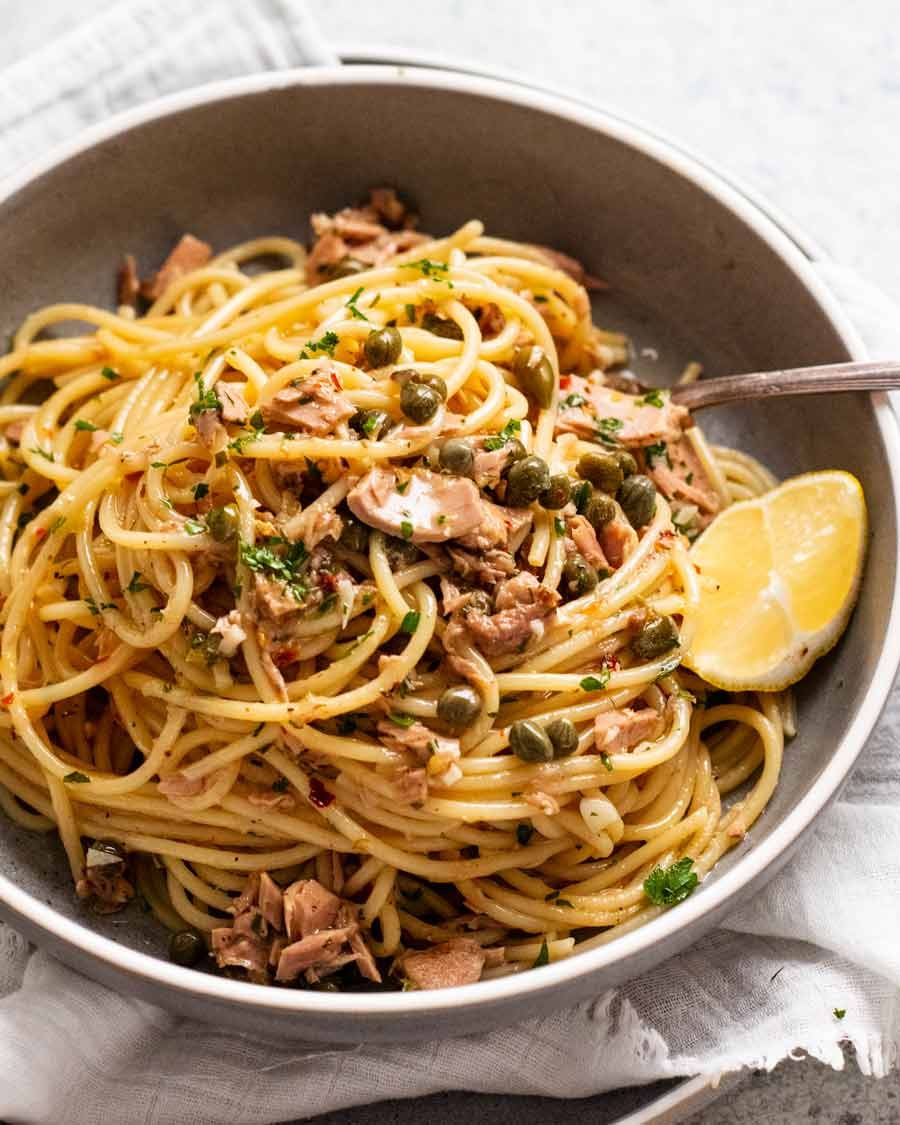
[0,189,864,992]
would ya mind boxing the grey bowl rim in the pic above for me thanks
[0,63,898,1020]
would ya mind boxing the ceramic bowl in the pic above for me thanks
[0,66,898,1042]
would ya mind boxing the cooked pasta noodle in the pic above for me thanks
[0,189,791,990]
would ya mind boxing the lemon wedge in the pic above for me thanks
[683,471,867,691]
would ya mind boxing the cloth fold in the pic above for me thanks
[1,3,899,1123]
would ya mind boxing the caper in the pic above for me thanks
[633,615,680,661]
[206,503,239,543]
[329,256,367,279]
[421,312,464,340]
[350,408,392,441]
[506,455,550,506]
[169,929,206,968]
[539,474,571,510]
[618,474,657,528]
[339,514,370,554]
[502,438,527,470]
[439,438,475,477]
[364,326,402,368]
[394,368,448,401]
[545,717,579,760]
[512,345,555,409]
[562,553,598,596]
[585,493,616,531]
[400,380,441,424]
[577,451,624,494]
[437,684,482,730]
[613,449,638,478]
[509,718,554,763]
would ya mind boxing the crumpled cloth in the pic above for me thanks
[0,3,899,1122]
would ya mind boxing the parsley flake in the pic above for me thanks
[596,417,623,436]
[64,770,90,784]
[483,418,522,451]
[641,389,665,408]
[74,419,98,432]
[580,671,611,692]
[100,367,120,381]
[400,519,413,540]
[405,258,453,286]
[643,858,699,907]
[300,331,339,360]
[272,777,290,793]
[400,611,420,634]
[388,712,416,728]
[183,518,206,535]
[345,286,369,322]
[126,572,149,594]
[833,1008,846,1020]
[532,938,550,968]
[600,752,614,772]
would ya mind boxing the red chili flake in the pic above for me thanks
[0,693,13,707]
[601,655,621,672]
[34,527,47,541]
[559,375,571,389]
[308,777,334,808]
[273,646,300,668]
[330,372,342,390]
[320,572,338,592]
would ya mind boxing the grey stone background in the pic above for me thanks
[4,0,900,1120]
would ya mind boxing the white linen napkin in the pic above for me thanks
[1,3,899,1121]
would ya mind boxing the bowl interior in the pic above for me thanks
[0,71,894,1019]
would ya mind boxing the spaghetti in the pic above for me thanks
[0,190,790,990]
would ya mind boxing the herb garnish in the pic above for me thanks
[533,938,550,968]
[100,366,120,381]
[641,389,665,408]
[400,611,420,634]
[239,538,310,603]
[189,372,221,420]
[300,331,339,360]
[580,671,611,692]
[483,418,522,451]
[404,258,453,286]
[74,419,98,432]
[388,712,416,728]
[643,857,698,906]
[126,572,149,594]
[64,771,90,784]
[345,286,369,321]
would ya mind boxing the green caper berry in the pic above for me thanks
[577,451,624,494]
[618,474,657,528]
[512,345,555,409]
[394,368,448,401]
[585,493,616,531]
[206,503,239,543]
[350,408,392,441]
[506,455,551,506]
[437,684,482,730]
[614,449,638,478]
[562,553,598,596]
[339,514,370,554]
[400,380,441,423]
[502,439,527,471]
[421,312,464,340]
[439,438,475,476]
[509,718,554,763]
[169,929,206,968]
[545,717,579,760]
[329,256,367,279]
[539,474,571,510]
[633,615,680,660]
[364,326,402,368]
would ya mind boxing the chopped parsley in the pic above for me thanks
[271,777,290,793]
[126,572,149,594]
[239,538,309,603]
[361,413,382,437]
[300,331,339,360]
[645,441,670,467]
[49,517,65,534]
[228,411,266,454]
[84,597,115,616]
[516,823,534,846]
[643,857,698,907]
[192,481,210,500]
[400,611,420,634]
[100,366,120,381]
[833,1008,846,1020]
[183,518,206,535]
[63,771,90,784]
[388,712,416,728]
[554,516,565,537]
[532,938,550,968]
[188,372,221,420]
[74,419,98,432]
[641,389,665,408]
[108,432,124,445]
[561,392,586,408]
[483,418,522,451]
[580,671,611,692]
[345,286,369,321]
[600,752,614,772]
[596,417,623,436]
[400,519,413,540]
[150,461,168,470]
[404,258,453,286]
[395,479,410,495]
[405,303,417,323]
[29,447,54,462]
[571,479,592,513]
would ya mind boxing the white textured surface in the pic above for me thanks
[1,2,899,1122]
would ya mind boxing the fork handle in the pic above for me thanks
[669,360,900,411]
